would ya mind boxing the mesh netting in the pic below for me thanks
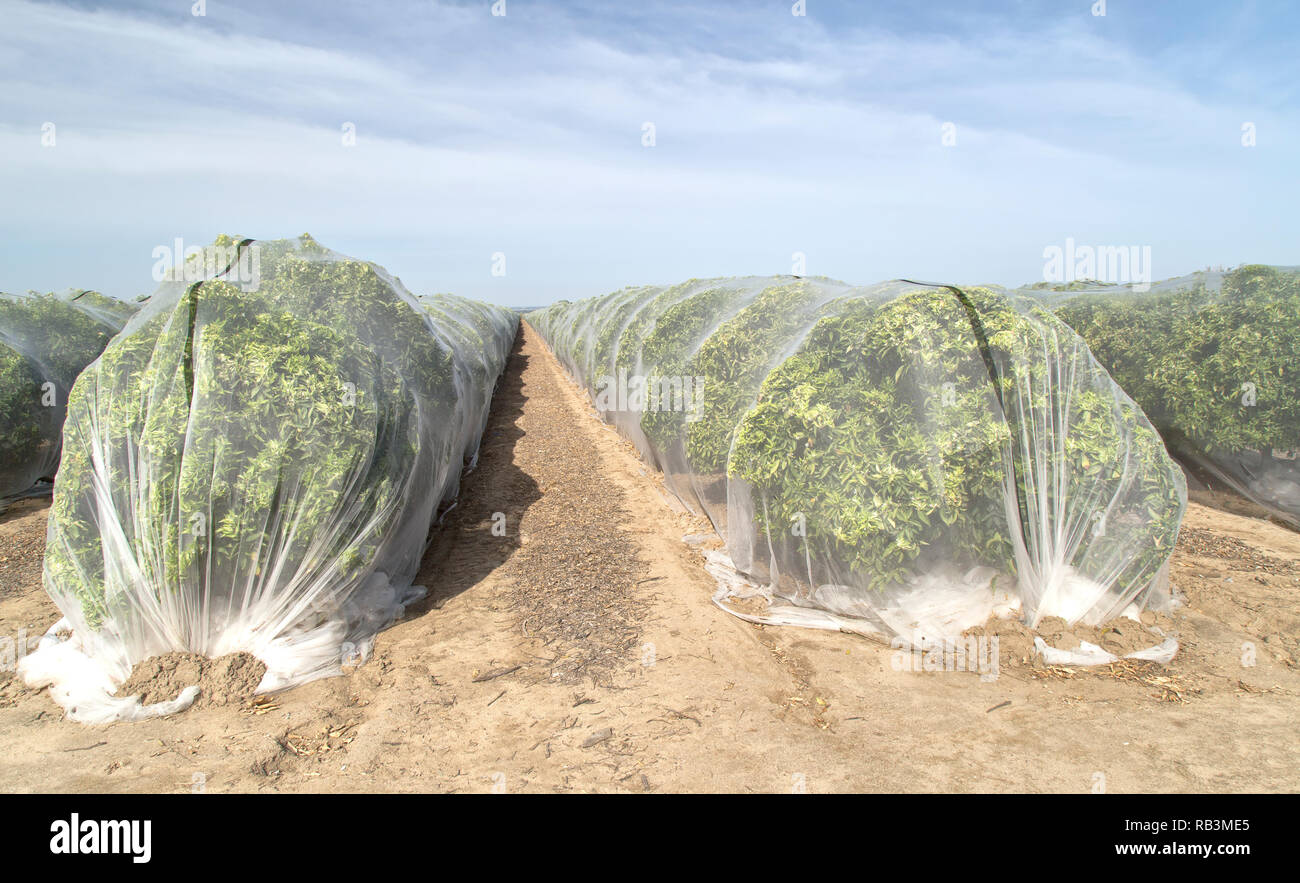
[530,276,1186,640]
[20,235,518,722]
[1046,265,1300,527]
[0,290,136,510]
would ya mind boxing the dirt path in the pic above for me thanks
[1,322,1298,792]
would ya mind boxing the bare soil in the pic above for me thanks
[0,322,1297,793]
[116,652,266,710]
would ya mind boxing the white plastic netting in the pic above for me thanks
[530,276,1187,641]
[19,235,518,722]
[0,290,136,510]
[1045,265,1300,527]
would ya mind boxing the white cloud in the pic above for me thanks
[0,0,1294,304]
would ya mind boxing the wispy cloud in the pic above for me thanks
[1,0,1295,304]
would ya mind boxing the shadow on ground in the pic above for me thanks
[408,331,542,614]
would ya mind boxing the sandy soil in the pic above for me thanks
[0,322,1297,793]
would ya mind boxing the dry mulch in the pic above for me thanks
[0,497,51,601]
[502,327,651,684]
[420,324,651,686]
[1177,526,1297,575]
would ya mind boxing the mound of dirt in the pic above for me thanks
[972,618,1038,667]
[116,651,266,709]
[966,611,1175,668]
[1036,613,1174,656]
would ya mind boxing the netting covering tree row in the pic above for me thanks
[1,290,137,511]
[19,235,518,721]
[1045,265,1299,527]
[530,276,1187,639]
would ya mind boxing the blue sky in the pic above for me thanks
[1,0,1296,306]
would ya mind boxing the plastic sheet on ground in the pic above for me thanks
[1034,635,1179,667]
[19,235,518,722]
[531,276,1187,642]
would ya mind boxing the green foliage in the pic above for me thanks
[731,289,1012,586]
[587,286,659,380]
[535,276,1185,598]
[46,237,460,629]
[0,291,134,502]
[731,286,1183,589]
[679,282,826,472]
[1054,266,1300,458]
[637,284,752,452]
[612,280,708,373]
[0,347,45,483]
[419,292,509,391]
